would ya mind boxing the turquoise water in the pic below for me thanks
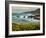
[12,13,40,23]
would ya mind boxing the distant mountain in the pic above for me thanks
[23,8,40,15]
[12,8,40,16]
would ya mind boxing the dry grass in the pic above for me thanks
[12,22,40,31]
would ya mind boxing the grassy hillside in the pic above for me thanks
[12,22,40,31]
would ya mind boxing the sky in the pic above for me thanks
[12,6,39,13]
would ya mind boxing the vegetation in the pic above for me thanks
[12,22,40,31]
